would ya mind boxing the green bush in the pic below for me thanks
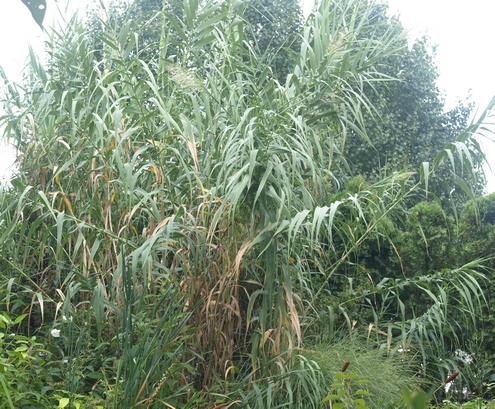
[0,312,51,407]
[456,193,495,398]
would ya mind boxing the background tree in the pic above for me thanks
[86,0,302,83]
[341,2,480,209]
[456,193,495,398]
[243,0,303,82]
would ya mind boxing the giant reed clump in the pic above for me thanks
[0,0,493,407]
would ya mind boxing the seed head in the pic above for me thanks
[341,360,350,372]
[445,371,460,384]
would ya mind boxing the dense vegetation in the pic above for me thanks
[1,0,494,407]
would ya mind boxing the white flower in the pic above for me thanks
[50,329,61,338]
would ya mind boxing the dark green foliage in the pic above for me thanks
[85,0,163,64]
[322,193,495,400]
[401,201,455,277]
[342,2,479,207]
[460,193,495,233]
[0,313,51,408]
[243,0,303,82]
[87,0,302,83]
[458,194,495,378]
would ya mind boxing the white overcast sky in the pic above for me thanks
[1,0,494,191]
[385,0,495,192]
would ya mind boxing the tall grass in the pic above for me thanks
[308,337,423,409]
